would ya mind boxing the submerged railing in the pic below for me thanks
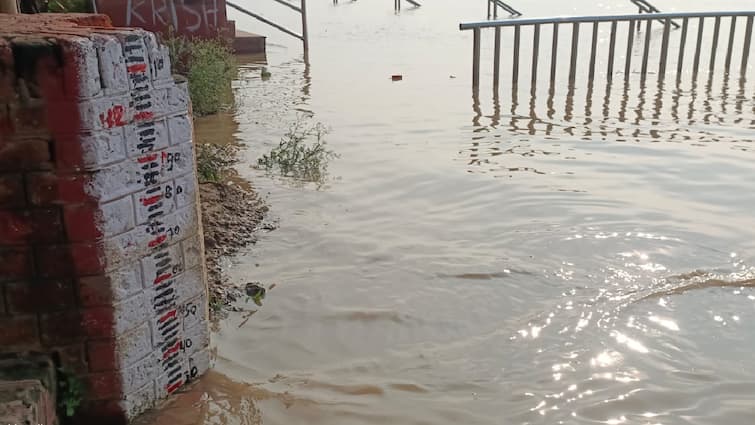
[394,0,421,11]
[227,0,309,52]
[460,11,755,89]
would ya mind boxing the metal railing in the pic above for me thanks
[394,0,421,11]
[630,0,680,29]
[227,0,309,52]
[488,0,522,19]
[460,11,755,89]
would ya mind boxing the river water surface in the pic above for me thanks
[152,0,755,424]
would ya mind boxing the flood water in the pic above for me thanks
[152,1,755,424]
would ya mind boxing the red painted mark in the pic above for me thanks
[154,273,172,285]
[127,63,148,73]
[148,234,168,248]
[140,194,162,206]
[99,105,127,128]
[137,153,159,164]
[159,309,177,323]
[166,379,185,394]
[133,111,154,121]
[163,340,182,360]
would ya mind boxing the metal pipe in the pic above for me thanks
[724,16,737,73]
[550,23,559,83]
[677,17,689,79]
[532,24,540,89]
[513,25,521,87]
[270,0,302,13]
[569,22,580,85]
[625,20,636,81]
[493,27,501,88]
[709,16,721,73]
[459,11,755,31]
[487,0,491,19]
[227,1,304,40]
[473,28,481,88]
[640,19,652,81]
[607,21,617,81]
[658,18,670,82]
[742,16,753,74]
[405,0,421,7]
[588,22,599,82]
[692,17,705,78]
[301,0,309,52]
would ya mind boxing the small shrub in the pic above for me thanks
[257,120,338,186]
[164,33,236,116]
[196,143,236,183]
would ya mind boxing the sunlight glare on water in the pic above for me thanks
[150,0,755,424]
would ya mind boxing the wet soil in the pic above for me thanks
[199,181,269,316]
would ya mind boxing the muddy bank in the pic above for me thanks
[199,181,269,315]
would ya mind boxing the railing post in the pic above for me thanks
[487,0,491,19]
[742,16,754,75]
[473,28,481,88]
[301,0,309,54]
[493,27,501,88]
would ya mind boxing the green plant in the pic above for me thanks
[46,0,91,12]
[57,368,83,418]
[196,143,236,183]
[257,120,338,186]
[163,33,237,116]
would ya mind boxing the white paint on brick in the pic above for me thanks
[63,27,209,418]
[64,37,102,99]
[121,352,160,394]
[100,195,135,237]
[133,181,177,225]
[181,236,202,271]
[182,322,209,357]
[140,243,182,288]
[174,173,196,210]
[92,34,129,95]
[114,322,153,369]
[79,266,143,304]
[113,293,149,335]
[78,128,127,170]
[120,381,156,419]
[167,114,192,145]
[180,294,207,332]
[85,142,195,203]
[125,118,169,157]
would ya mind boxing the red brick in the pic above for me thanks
[35,243,105,278]
[78,275,113,307]
[0,284,5,315]
[63,204,102,242]
[6,101,49,139]
[86,339,118,372]
[0,246,33,282]
[56,343,89,374]
[0,174,25,208]
[0,208,63,245]
[39,310,83,346]
[5,279,75,314]
[82,371,122,400]
[73,399,127,425]
[0,138,52,171]
[26,172,92,206]
[0,315,40,349]
[80,307,115,338]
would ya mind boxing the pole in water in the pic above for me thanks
[301,0,309,56]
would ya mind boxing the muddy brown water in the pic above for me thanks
[150,1,755,424]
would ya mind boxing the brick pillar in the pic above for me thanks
[0,13,210,423]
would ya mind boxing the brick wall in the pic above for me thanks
[0,13,210,423]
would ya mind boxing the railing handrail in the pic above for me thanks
[227,0,309,52]
[460,10,755,30]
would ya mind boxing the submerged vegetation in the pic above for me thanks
[164,34,237,116]
[196,143,236,183]
[257,120,338,187]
